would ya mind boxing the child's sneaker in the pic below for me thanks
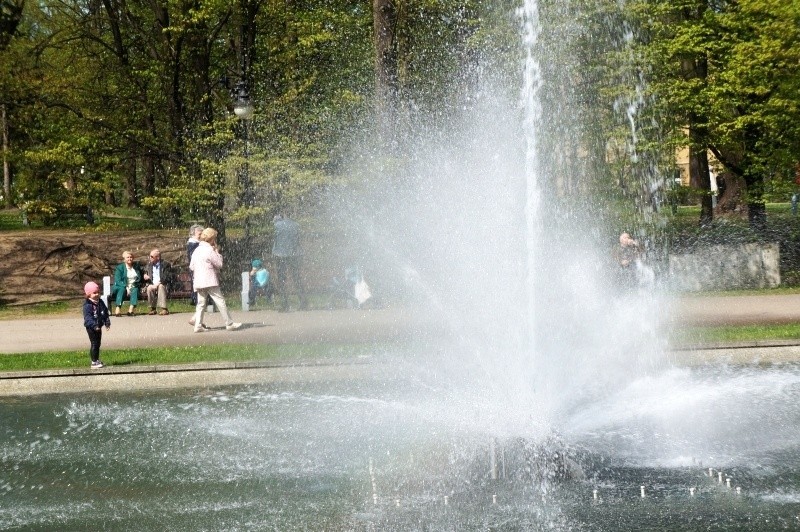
[91,360,104,369]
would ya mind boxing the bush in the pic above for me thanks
[24,199,92,226]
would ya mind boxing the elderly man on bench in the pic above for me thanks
[143,248,174,315]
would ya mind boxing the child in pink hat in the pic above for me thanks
[83,281,111,368]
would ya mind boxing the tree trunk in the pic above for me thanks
[124,148,138,207]
[142,152,155,197]
[688,130,712,226]
[0,1,24,50]
[741,123,766,233]
[680,2,713,226]
[714,171,744,214]
[373,0,398,150]
[747,200,767,233]
[1,103,10,208]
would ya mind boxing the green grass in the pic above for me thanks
[0,343,379,372]
[0,209,26,230]
[0,300,78,319]
[671,323,800,345]
[0,206,162,231]
[672,202,793,218]
[686,286,800,297]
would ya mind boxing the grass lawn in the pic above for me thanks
[0,343,380,372]
[0,206,159,231]
[671,323,800,345]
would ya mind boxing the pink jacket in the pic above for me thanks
[189,241,223,289]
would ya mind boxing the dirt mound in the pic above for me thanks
[0,230,187,306]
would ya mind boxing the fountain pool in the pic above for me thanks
[2,361,800,530]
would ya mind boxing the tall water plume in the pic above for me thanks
[327,0,668,441]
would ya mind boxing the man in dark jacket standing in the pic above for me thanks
[272,214,308,311]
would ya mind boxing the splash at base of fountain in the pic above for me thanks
[3,364,800,530]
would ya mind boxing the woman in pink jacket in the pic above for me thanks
[189,228,242,332]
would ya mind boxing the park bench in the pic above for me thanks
[100,268,195,308]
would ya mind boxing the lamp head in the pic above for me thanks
[233,81,254,119]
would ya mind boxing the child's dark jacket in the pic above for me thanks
[83,298,111,329]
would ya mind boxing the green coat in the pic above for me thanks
[112,262,144,306]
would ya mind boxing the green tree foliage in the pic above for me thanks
[635,0,800,230]
[1,0,521,238]
[6,0,796,245]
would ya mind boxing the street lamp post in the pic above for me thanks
[80,165,94,225]
[232,81,254,243]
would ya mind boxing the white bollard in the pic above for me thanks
[708,467,713,477]
[726,477,731,488]
[101,275,111,308]
[718,472,723,484]
[241,272,250,312]
[492,494,497,504]
[736,486,741,495]
[640,486,645,498]
[395,499,400,507]
[593,489,598,500]
[690,487,695,496]
[444,496,449,506]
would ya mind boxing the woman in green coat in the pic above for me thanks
[112,250,143,316]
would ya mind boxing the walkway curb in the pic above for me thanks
[0,359,375,396]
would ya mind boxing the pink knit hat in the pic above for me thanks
[84,281,100,296]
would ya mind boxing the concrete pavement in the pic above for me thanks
[4,293,799,355]
[0,306,420,355]
[670,292,800,326]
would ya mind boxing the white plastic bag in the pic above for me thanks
[354,279,372,305]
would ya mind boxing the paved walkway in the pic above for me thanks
[1,306,420,354]
[1,294,799,396]
[4,293,799,354]
[670,292,800,326]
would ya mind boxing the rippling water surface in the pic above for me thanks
[2,364,800,530]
